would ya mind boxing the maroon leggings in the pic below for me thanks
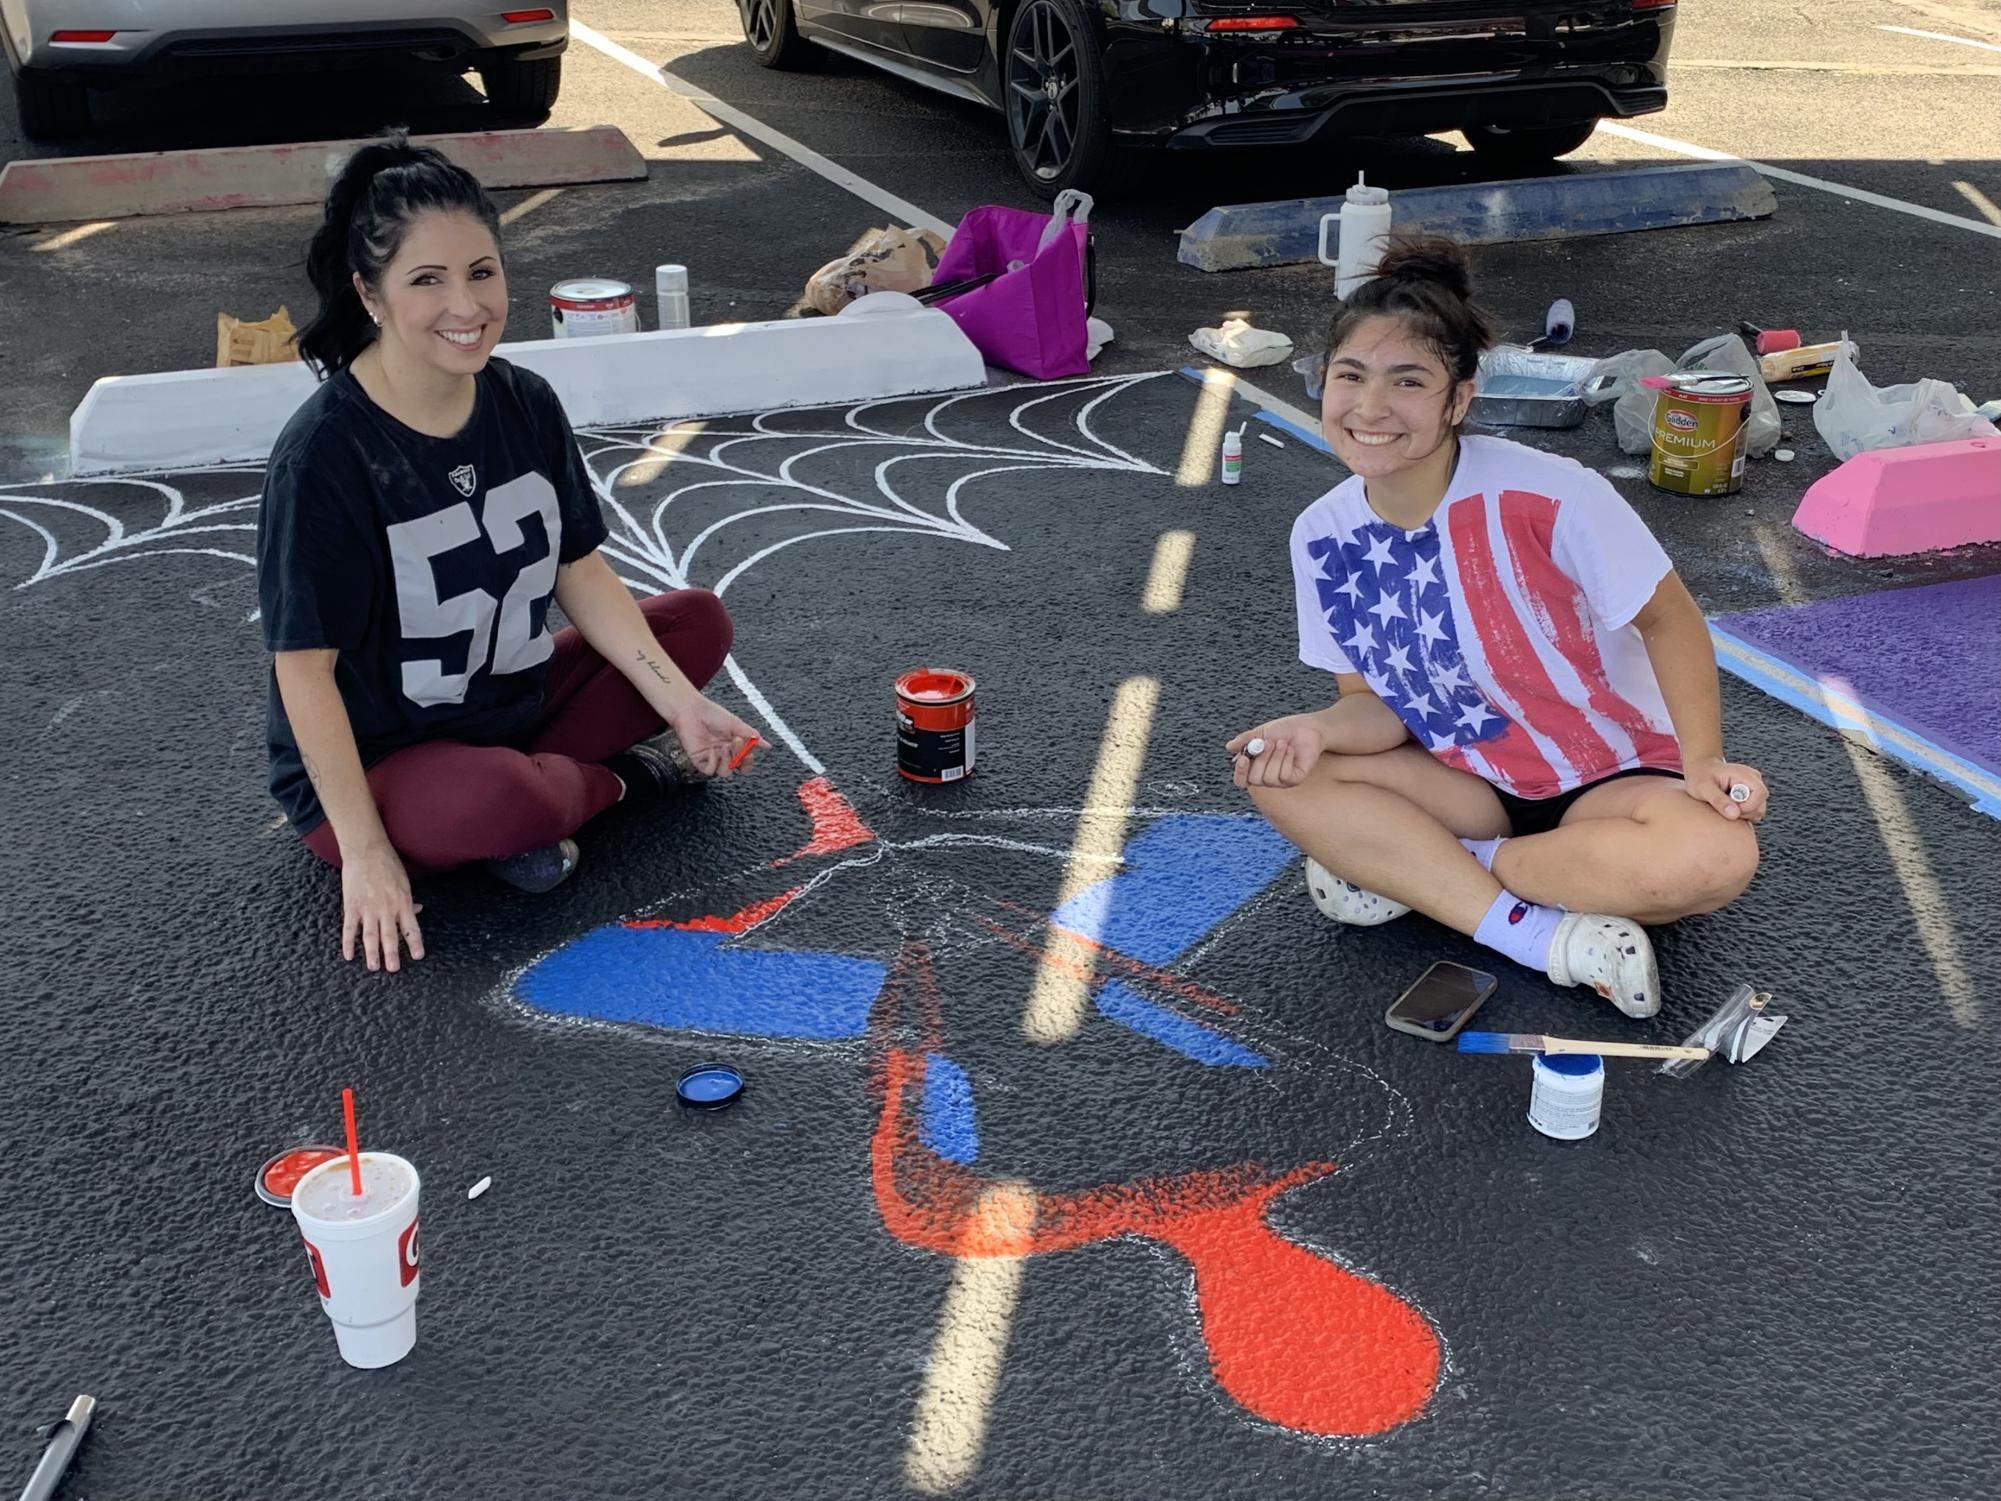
[303,589,733,874]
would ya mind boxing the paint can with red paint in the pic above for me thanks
[549,278,639,338]
[896,669,976,783]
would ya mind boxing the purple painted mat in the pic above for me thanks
[1713,575,2000,775]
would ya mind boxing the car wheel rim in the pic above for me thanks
[1007,0,1080,182]
[747,0,779,50]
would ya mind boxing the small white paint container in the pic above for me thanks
[655,264,690,331]
[1528,1053,1603,1140]
[550,279,639,339]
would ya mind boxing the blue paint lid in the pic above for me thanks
[1537,1052,1603,1077]
[676,1063,744,1110]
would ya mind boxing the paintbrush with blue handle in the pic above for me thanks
[1457,1031,1709,1062]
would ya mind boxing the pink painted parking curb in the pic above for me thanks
[0,125,646,226]
[1791,437,2001,558]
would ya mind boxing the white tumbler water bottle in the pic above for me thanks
[655,265,690,331]
[1335,174,1392,301]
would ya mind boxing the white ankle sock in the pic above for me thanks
[1460,836,1505,872]
[1473,888,1561,972]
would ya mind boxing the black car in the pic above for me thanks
[739,1,1676,197]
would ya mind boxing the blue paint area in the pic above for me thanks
[1177,162,1775,272]
[1255,408,1330,454]
[515,927,889,1039]
[1050,814,1298,964]
[919,1052,979,1163]
[1096,981,1269,1069]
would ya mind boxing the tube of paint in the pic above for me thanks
[1220,425,1243,485]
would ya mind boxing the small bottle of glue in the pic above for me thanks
[1220,423,1244,485]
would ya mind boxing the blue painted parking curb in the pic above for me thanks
[1179,162,1778,272]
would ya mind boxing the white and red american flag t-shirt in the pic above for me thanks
[1290,435,1683,800]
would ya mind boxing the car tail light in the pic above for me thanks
[1631,0,1677,9]
[501,8,557,22]
[51,30,117,42]
[1207,15,1302,29]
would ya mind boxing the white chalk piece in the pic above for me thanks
[1257,432,1286,449]
[1729,783,1752,804]
[467,1176,492,1201]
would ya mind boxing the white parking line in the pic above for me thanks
[570,19,955,238]
[1877,24,2001,53]
[1597,122,2001,240]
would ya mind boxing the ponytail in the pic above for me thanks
[295,129,503,377]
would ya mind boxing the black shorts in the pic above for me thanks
[1493,767,1682,838]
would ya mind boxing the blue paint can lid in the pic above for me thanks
[676,1063,745,1110]
[1537,1052,1603,1078]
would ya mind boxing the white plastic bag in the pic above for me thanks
[1677,333,1781,459]
[1813,337,1998,461]
[1584,349,1674,456]
[1189,317,1294,369]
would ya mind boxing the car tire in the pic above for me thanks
[741,0,816,70]
[15,68,91,140]
[480,55,562,117]
[1004,0,1113,200]
[1462,119,1599,164]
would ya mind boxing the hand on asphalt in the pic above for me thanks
[341,845,425,973]
[668,696,761,777]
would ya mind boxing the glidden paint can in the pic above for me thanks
[1648,373,1752,497]
[550,279,639,339]
[896,669,976,783]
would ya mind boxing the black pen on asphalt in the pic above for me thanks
[19,1395,93,1501]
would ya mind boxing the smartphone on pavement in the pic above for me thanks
[1385,962,1499,1043]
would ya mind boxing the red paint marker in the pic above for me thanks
[727,737,761,773]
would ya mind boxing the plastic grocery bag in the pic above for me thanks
[928,190,1094,379]
[805,226,947,316]
[1677,333,1780,459]
[1584,348,1674,456]
[1813,336,1998,461]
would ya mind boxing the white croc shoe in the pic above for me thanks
[1304,858,1412,927]
[1546,912,1661,1018]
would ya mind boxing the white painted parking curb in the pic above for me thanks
[0,125,646,225]
[68,306,987,474]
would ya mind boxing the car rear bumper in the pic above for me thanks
[15,16,567,78]
[1102,5,1674,143]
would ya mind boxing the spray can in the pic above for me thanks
[655,265,690,331]
[1220,425,1243,485]
[1336,173,1392,301]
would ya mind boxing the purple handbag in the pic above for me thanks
[928,192,1094,380]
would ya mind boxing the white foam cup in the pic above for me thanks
[289,1151,422,1368]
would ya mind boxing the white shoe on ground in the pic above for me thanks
[1304,858,1412,927]
[1545,912,1661,1018]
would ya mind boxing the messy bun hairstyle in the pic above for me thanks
[296,130,503,377]
[1325,235,1495,392]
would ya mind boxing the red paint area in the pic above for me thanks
[773,775,876,866]
[868,943,1440,1437]
[626,888,804,934]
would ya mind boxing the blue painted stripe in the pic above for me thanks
[1710,624,2001,818]
[1178,163,1776,272]
[515,928,890,1038]
[1095,980,1269,1069]
[919,1052,979,1163]
[1254,407,1331,454]
[1050,813,1299,964]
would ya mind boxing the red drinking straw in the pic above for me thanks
[341,1087,362,1196]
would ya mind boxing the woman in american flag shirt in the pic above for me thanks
[1230,238,1766,1019]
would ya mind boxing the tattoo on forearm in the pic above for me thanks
[637,649,673,686]
[301,748,325,791]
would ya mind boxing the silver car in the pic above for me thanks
[2,0,569,139]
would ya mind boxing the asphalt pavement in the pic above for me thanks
[2,4,1998,1498]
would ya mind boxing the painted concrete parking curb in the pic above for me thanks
[1710,623,2001,819]
[68,307,987,474]
[1790,437,2001,557]
[1178,162,1777,273]
[0,125,646,226]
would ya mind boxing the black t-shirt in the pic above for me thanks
[257,358,609,832]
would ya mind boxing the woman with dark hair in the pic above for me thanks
[1228,238,1766,1018]
[259,133,757,973]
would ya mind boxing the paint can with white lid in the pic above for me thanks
[1528,1053,1603,1140]
[550,279,639,339]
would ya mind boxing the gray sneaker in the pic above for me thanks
[485,838,581,894]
